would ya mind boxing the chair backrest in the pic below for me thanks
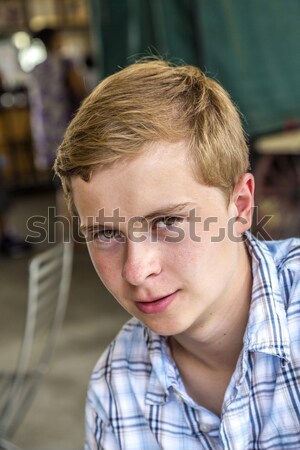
[0,241,73,439]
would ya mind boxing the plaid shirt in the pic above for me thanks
[85,233,300,450]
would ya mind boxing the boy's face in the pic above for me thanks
[72,141,253,337]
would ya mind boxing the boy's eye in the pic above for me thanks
[154,216,182,229]
[94,229,122,242]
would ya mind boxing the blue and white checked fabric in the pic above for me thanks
[85,233,300,450]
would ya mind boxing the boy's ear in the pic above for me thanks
[232,173,255,234]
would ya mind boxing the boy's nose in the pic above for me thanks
[121,240,161,286]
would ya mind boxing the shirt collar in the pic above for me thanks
[244,232,290,362]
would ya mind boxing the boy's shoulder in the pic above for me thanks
[249,232,300,272]
[87,318,159,414]
[262,236,300,273]
[253,236,300,312]
[90,317,151,381]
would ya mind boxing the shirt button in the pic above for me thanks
[199,423,211,433]
[174,391,181,401]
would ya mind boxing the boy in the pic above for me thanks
[55,60,300,450]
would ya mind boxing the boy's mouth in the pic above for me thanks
[135,291,178,314]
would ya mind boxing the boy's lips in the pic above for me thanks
[135,291,178,314]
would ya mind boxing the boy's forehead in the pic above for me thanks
[71,141,191,206]
[71,147,226,226]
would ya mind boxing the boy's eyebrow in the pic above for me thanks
[80,223,102,236]
[80,202,196,235]
[143,202,196,221]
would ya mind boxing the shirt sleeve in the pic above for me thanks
[85,390,120,450]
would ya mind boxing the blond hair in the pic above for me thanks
[54,60,249,212]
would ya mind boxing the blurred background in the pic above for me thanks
[0,1,299,449]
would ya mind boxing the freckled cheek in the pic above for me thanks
[170,233,228,278]
[88,247,118,288]
[172,241,229,297]
[165,238,205,270]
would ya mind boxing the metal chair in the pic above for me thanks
[0,241,73,450]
